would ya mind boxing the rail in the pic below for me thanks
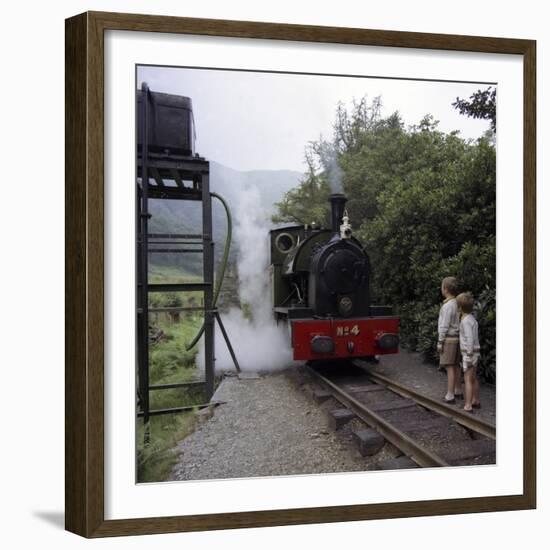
[360,366,496,440]
[307,366,450,468]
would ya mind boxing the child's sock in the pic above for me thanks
[445,392,454,401]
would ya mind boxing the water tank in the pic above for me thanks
[137,89,195,156]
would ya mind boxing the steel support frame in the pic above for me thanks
[136,83,216,433]
[137,82,150,427]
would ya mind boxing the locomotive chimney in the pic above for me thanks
[329,193,347,234]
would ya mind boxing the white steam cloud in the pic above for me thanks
[233,186,272,325]
[198,184,299,373]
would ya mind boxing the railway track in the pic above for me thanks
[306,361,496,469]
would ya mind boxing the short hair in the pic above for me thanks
[442,276,459,296]
[456,292,475,313]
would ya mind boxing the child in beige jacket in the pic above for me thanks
[438,277,462,403]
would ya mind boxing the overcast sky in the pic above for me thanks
[138,65,492,173]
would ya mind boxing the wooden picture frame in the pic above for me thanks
[65,11,536,538]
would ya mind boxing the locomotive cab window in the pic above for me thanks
[275,232,296,254]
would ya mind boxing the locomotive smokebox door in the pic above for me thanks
[309,237,371,318]
[322,249,366,295]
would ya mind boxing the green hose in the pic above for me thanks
[186,191,232,351]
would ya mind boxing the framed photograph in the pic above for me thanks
[65,11,536,537]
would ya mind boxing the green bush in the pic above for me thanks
[149,322,200,384]
[474,287,496,383]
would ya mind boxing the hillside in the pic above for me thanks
[147,161,302,276]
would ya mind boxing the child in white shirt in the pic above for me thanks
[456,292,481,412]
[438,277,462,403]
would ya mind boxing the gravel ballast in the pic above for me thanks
[170,369,394,481]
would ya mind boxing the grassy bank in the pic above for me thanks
[137,267,206,483]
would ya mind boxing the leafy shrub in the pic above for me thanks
[474,286,496,382]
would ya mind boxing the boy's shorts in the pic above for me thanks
[462,358,479,372]
[440,337,459,367]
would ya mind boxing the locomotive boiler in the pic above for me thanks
[270,193,399,361]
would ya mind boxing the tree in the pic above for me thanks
[452,86,496,132]
[273,96,387,226]
[272,145,331,226]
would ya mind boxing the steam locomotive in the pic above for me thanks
[270,194,399,361]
